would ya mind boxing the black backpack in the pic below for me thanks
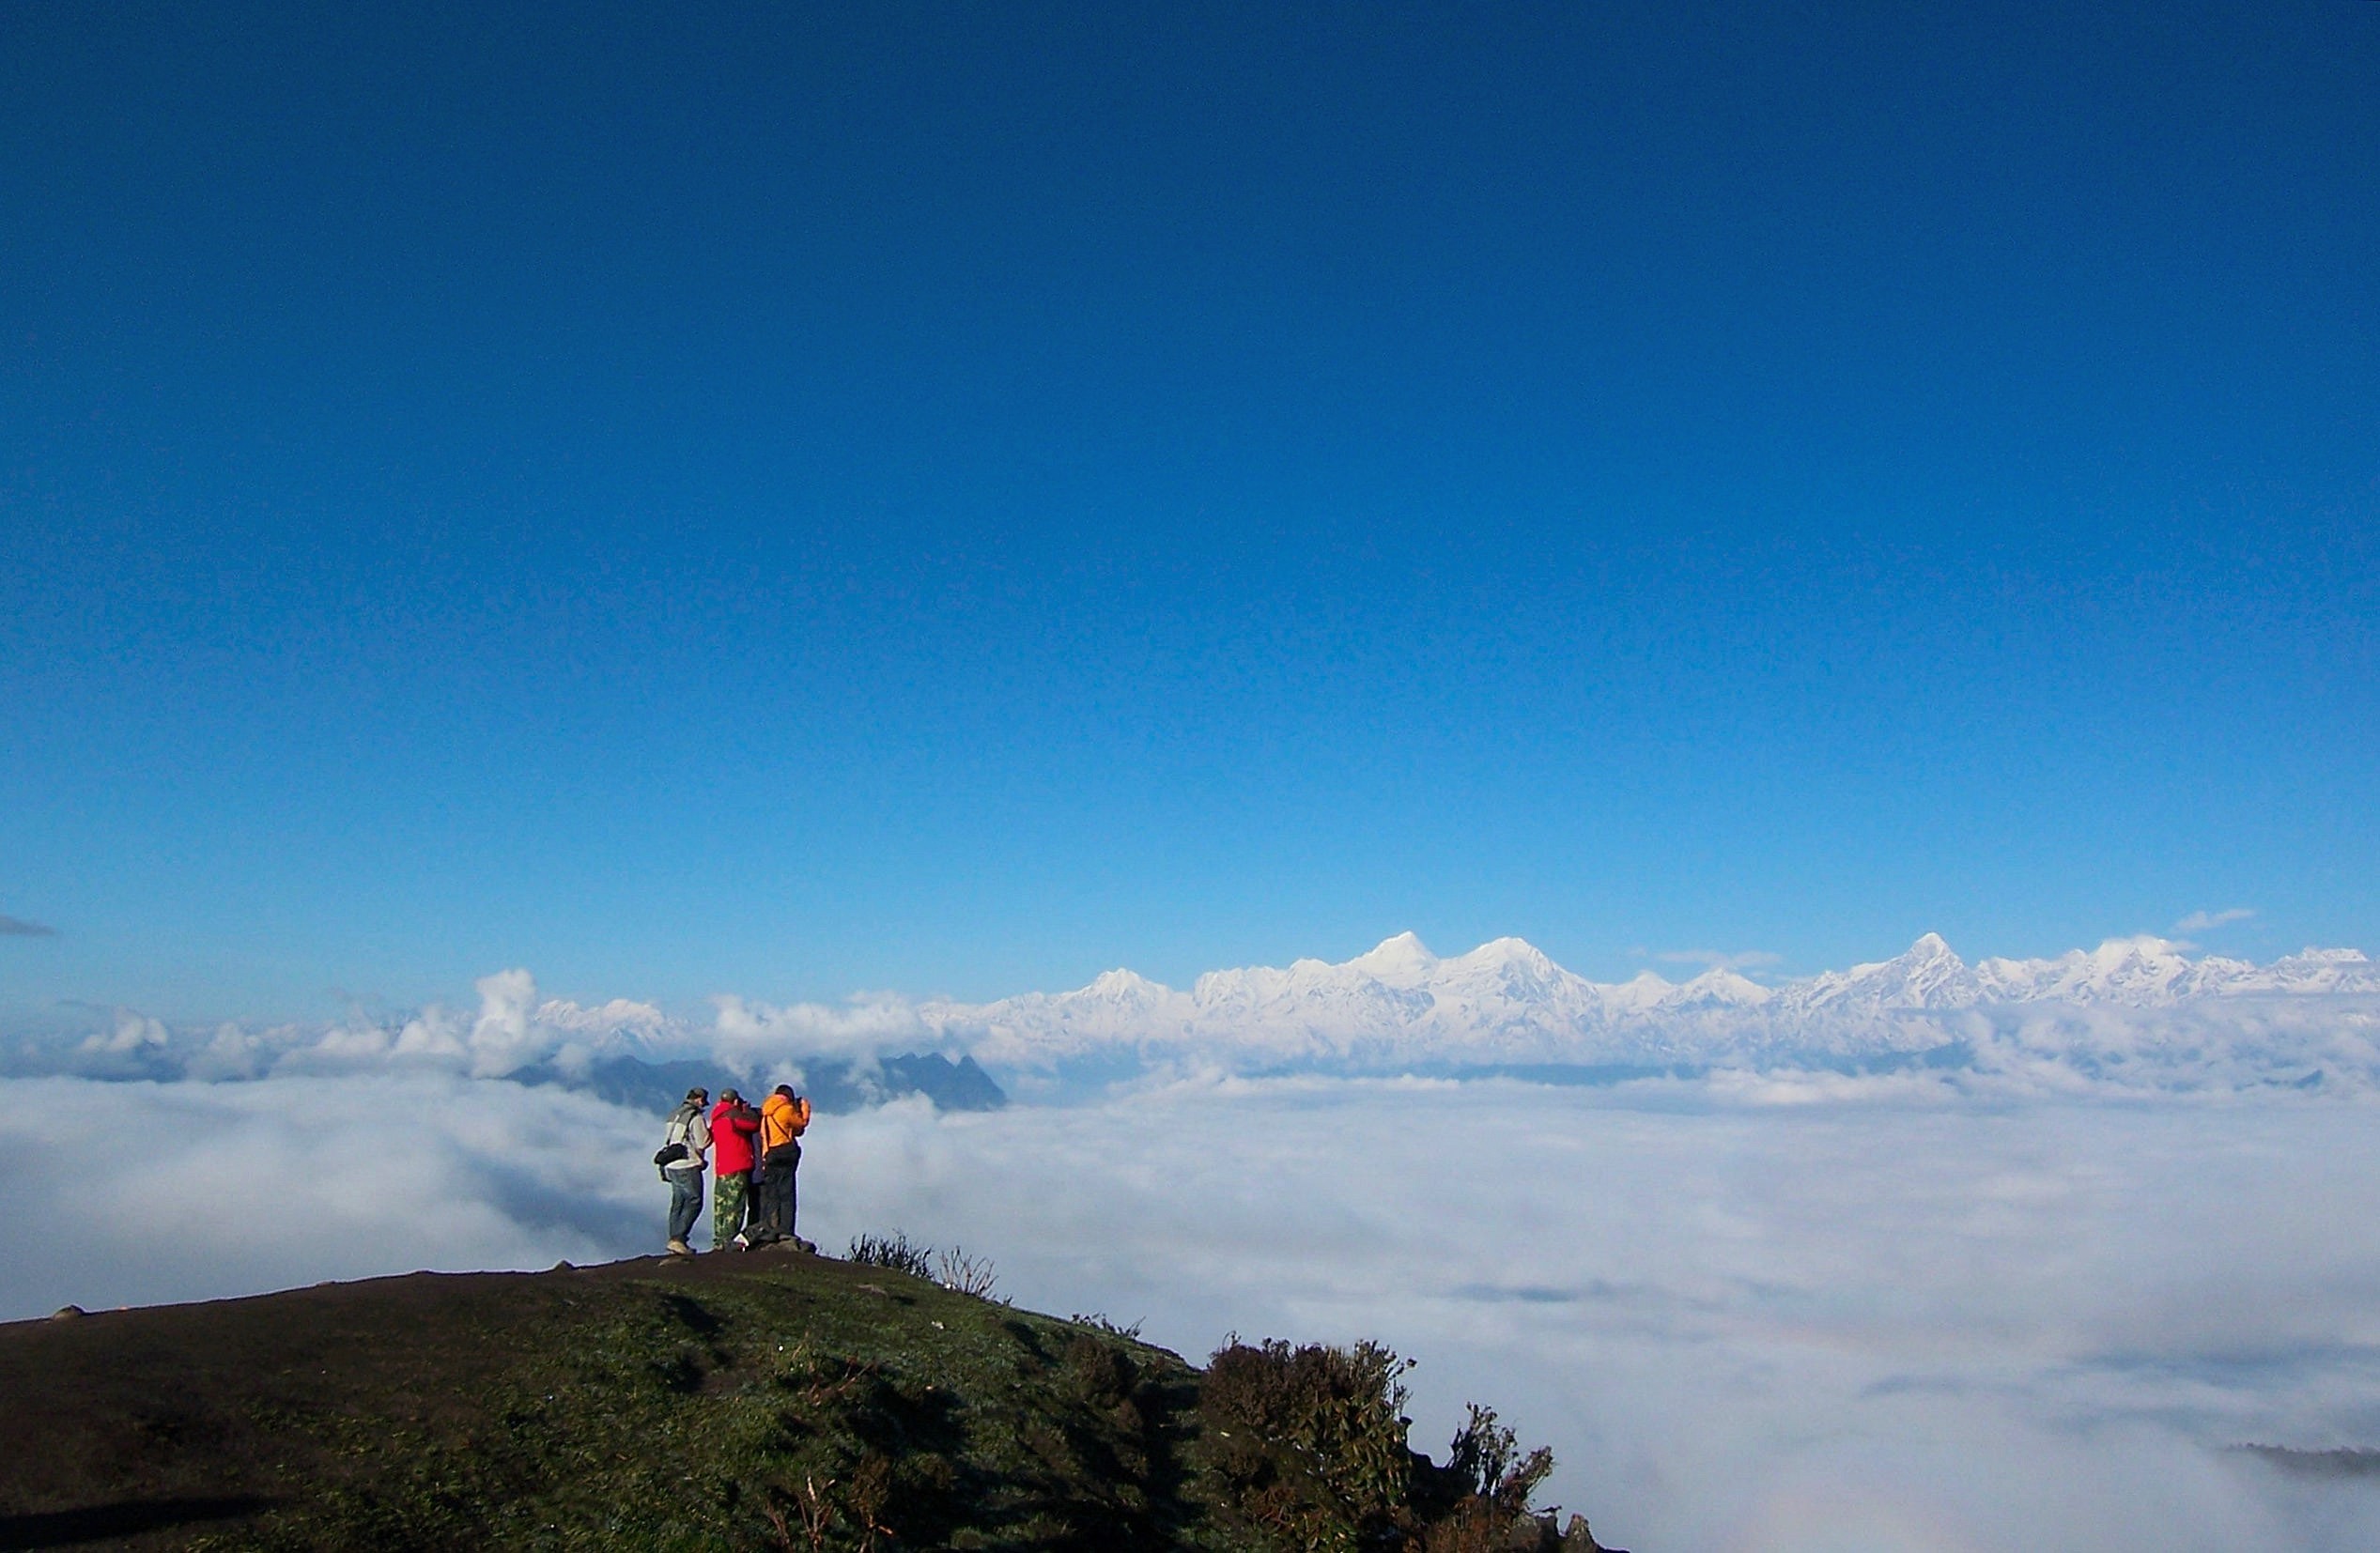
[654,1107,696,1172]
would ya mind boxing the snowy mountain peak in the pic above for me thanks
[1779,932,1977,1014]
[1085,968,1170,1002]
[1453,936,1559,974]
[2250,946,2380,994]
[948,930,2380,1078]
[1664,968,1774,1008]
[2094,934,2187,961]
[1599,971,1678,1016]
[1346,931,1439,978]
[1971,936,2210,1004]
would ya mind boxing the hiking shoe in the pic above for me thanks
[666,1239,692,1257]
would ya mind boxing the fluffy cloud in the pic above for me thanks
[714,1081,2380,1551]
[78,1009,166,1056]
[0,1074,657,1316]
[5,972,686,1085]
[8,1071,2379,1550]
[2178,907,2259,933]
[710,991,934,1078]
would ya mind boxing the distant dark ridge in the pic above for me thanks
[514,1051,1008,1114]
[2235,1444,2380,1478]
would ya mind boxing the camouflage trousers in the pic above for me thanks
[713,1170,750,1250]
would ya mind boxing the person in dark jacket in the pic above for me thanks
[708,1088,761,1251]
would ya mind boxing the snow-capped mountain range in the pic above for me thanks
[19,933,2378,1098]
[932,931,2380,1080]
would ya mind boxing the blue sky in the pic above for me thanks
[3,1,2375,1023]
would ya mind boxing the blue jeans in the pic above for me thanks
[666,1168,704,1245]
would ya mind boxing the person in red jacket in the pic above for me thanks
[708,1088,762,1251]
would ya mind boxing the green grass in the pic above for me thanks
[182,1256,1221,1552]
[4,1250,1603,1551]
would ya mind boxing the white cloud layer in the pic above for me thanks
[710,991,933,1074]
[6,1072,2380,1550]
[0,1074,657,1314]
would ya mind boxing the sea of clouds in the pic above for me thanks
[7,1060,2380,1551]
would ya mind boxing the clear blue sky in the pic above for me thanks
[3,2,2375,1023]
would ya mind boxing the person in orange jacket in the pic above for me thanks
[755,1084,811,1246]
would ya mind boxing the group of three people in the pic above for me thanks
[659,1083,811,1256]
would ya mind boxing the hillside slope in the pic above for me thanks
[0,1253,1616,1552]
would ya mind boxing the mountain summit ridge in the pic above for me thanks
[23,932,2377,1098]
[940,930,2380,1080]
[985,929,2378,1019]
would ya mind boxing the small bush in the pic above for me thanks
[1202,1338,1417,1550]
[1427,1406,1555,1552]
[936,1245,999,1299]
[1445,1404,1518,1501]
[1060,1333,1134,1407]
[1202,1341,1559,1553]
[844,1231,935,1280]
[1071,1312,1146,1341]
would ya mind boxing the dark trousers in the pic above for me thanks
[758,1143,800,1236]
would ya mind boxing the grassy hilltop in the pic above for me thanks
[0,1248,1621,1552]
